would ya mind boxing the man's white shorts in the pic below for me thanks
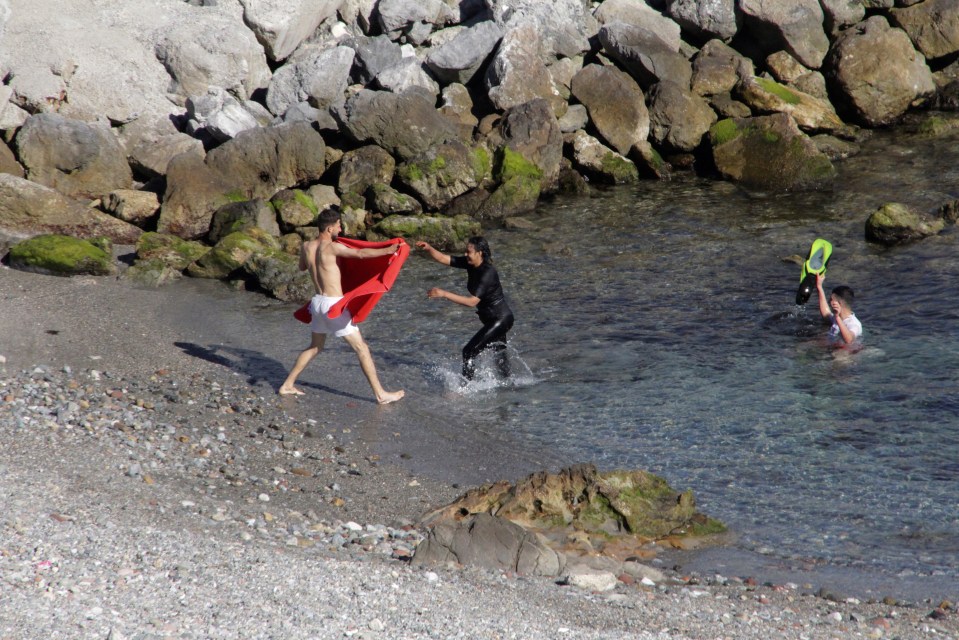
[309,295,358,337]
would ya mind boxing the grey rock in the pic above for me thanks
[186,87,261,142]
[865,202,945,246]
[104,190,160,227]
[738,0,829,69]
[735,75,846,134]
[820,0,865,35]
[376,0,456,38]
[396,140,481,210]
[595,0,684,51]
[568,130,639,184]
[648,80,717,152]
[411,513,566,576]
[496,98,564,192]
[709,112,836,190]
[335,89,458,161]
[371,214,479,249]
[338,146,397,198]
[485,23,565,115]
[825,16,936,127]
[349,35,406,85]
[425,20,503,86]
[889,0,959,61]
[208,199,280,244]
[271,189,318,231]
[374,59,440,98]
[266,46,355,116]
[598,22,692,90]
[486,0,593,59]
[367,183,423,216]
[691,39,754,97]
[665,0,738,42]
[16,113,133,201]
[0,140,24,179]
[557,104,588,134]
[237,0,341,62]
[571,64,649,156]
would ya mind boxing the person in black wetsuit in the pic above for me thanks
[416,236,514,380]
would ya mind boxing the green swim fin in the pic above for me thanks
[796,238,832,304]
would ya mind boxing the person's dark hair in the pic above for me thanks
[468,236,492,264]
[317,205,341,233]
[832,285,855,308]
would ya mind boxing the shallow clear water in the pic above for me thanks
[352,123,959,591]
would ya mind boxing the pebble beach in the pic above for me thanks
[1,266,957,640]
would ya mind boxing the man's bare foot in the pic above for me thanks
[376,390,405,404]
[278,386,305,396]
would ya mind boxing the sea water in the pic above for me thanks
[216,120,959,600]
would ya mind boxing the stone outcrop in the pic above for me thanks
[16,114,133,201]
[825,16,936,127]
[709,113,836,191]
[7,234,116,277]
[416,464,724,574]
[0,174,141,247]
[865,202,946,246]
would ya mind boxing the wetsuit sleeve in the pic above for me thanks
[449,256,467,269]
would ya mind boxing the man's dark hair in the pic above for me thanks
[832,285,855,308]
[317,205,341,233]
[468,236,492,264]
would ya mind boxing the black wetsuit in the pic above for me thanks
[450,256,514,379]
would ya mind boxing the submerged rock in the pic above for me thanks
[865,202,945,246]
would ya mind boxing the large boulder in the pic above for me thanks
[411,513,566,576]
[121,120,205,181]
[496,99,564,192]
[187,227,281,279]
[824,16,936,127]
[243,249,313,301]
[865,202,945,246]
[594,0,684,50]
[335,89,458,161]
[709,113,837,190]
[425,21,504,86]
[0,174,141,246]
[395,140,483,211]
[567,130,640,184]
[571,64,649,156]
[598,22,692,90]
[691,39,754,97]
[820,0,865,35]
[889,0,959,62]
[154,11,271,102]
[349,35,405,85]
[104,190,160,227]
[376,0,456,39]
[735,76,847,134]
[156,152,239,240]
[266,46,356,117]
[16,114,133,201]
[738,0,829,69]
[485,0,593,59]
[185,87,263,143]
[420,464,723,545]
[370,214,480,249]
[665,0,738,42]
[338,145,397,198]
[208,199,280,244]
[237,0,340,62]
[485,23,565,115]
[7,234,116,277]
[648,80,718,152]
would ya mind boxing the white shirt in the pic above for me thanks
[829,313,862,342]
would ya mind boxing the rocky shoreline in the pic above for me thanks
[2,268,958,639]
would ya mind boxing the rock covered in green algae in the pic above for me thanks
[8,234,116,276]
[420,463,725,542]
[865,202,946,246]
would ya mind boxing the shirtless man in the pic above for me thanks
[278,207,404,404]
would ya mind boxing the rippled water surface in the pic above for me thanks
[229,121,959,598]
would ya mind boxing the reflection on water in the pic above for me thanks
[361,122,959,592]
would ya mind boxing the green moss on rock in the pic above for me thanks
[709,119,742,147]
[8,234,116,277]
[755,77,801,105]
[136,232,210,270]
[600,152,640,183]
[495,147,543,183]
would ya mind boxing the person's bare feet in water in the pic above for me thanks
[277,386,305,396]
[376,389,405,404]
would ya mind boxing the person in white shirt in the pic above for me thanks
[815,273,862,345]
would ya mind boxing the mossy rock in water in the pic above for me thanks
[124,258,184,287]
[134,232,210,271]
[370,214,480,250]
[420,463,725,543]
[865,202,945,246]
[8,234,116,277]
[187,227,280,279]
[272,188,318,231]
